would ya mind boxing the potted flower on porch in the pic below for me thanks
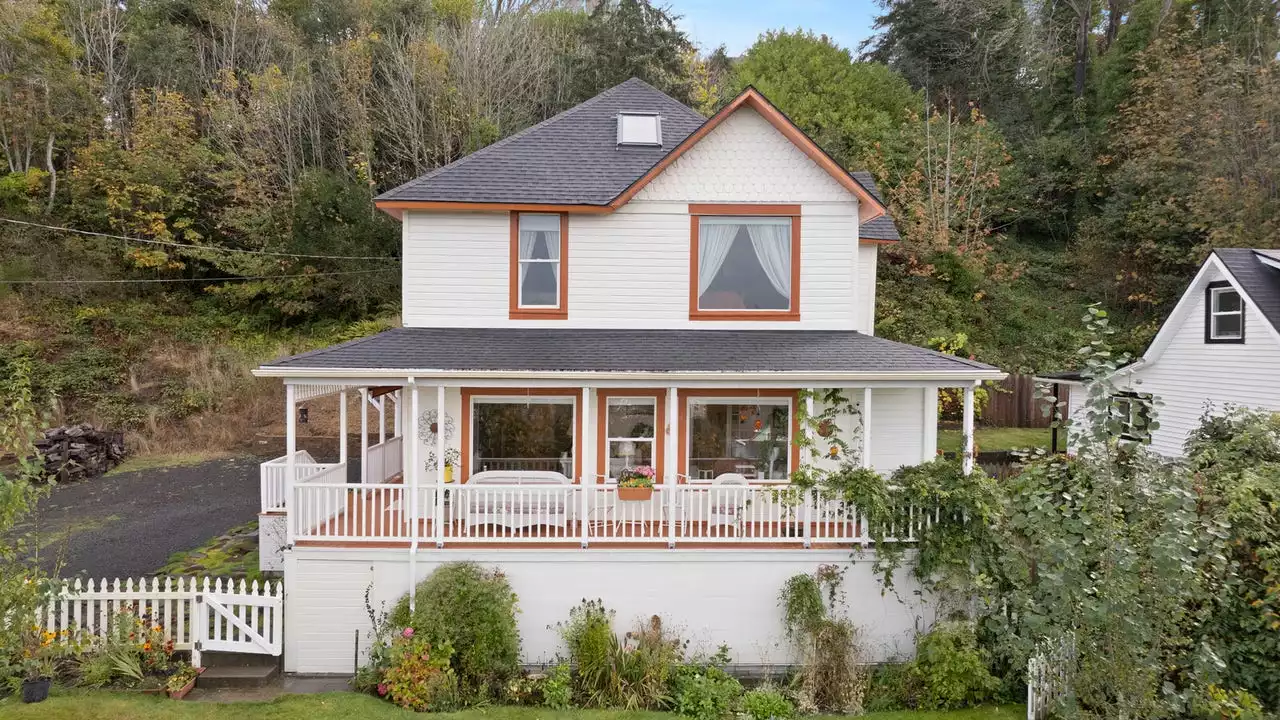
[426,448,461,483]
[617,466,656,501]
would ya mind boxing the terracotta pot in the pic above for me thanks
[21,678,50,704]
[617,486,653,501]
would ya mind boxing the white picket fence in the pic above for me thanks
[1027,633,1075,719]
[35,577,283,667]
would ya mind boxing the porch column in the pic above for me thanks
[360,388,369,483]
[393,391,401,437]
[666,387,678,484]
[408,381,419,610]
[861,387,873,470]
[338,389,348,465]
[434,385,446,547]
[378,395,386,444]
[581,387,592,482]
[921,387,939,462]
[285,384,296,543]
[962,383,976,474]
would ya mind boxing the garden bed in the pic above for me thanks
[0,693,1025,720]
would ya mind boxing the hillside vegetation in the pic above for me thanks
[1,0,1277,450]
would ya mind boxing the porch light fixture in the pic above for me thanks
[297,407,308,424]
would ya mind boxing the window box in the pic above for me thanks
[618,486,654,501]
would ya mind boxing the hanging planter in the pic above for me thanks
[817,420,834,438]
[617,466,656,501]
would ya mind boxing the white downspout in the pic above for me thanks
[285,384,296,545]
[360,388,369,484]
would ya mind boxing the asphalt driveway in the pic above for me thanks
[29,456,262,579]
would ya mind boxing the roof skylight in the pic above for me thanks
[617,113,663,146]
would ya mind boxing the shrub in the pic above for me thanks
[379,630,459,712]
[542,662,572,709]
[742,684,794,720]
[863,662,910,712]
[672,647,743,720]
[555,600,684,709]
[777,567,867,713]
[389,562,519,697]
[904,621,998,710]
[1191,684,1264,720]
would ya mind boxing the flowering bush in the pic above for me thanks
[618,466,656,489]
[379,630,459,711]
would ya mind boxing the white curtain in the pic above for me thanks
[697,222,739,297]
[518,231,537,285]
[746,222,791,299]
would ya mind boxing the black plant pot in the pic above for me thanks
[21,677,51,704]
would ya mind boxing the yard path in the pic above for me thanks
[30,456,263,579]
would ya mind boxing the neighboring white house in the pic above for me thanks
[253,79,1005,675]
[1043,248,1280,457]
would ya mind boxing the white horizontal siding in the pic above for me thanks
[869,388,927,471]
[285,547,934,674]
[857,244,878,334]
[399,105,871,332]
[1120,267,1280,456]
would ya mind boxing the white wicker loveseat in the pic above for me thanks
[460,470,573,532]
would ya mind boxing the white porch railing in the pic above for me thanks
[365,435,404,484]
[290,482,410,542]
[260,451,344,513]
[288,482,929,547]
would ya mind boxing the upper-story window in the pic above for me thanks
[1205,281,1244,343]
[689,205,800,321]
[510,212,567,320]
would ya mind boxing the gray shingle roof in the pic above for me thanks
[1215,248,1280,333]
[850,171,900,241]
[376,78,706,206]
[375,79,901,242]
[263,328,998,375]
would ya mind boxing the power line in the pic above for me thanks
[0,269,397,285]
[0,217,401,262]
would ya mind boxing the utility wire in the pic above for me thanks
[0,269,397,285]
[0,217,400,262]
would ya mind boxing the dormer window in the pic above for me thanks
[617,113,662,146]
[1206,281,1245,343]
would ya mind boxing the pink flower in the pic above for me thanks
[377,683,388,696]
[402,627,414,638]
[637,466,655,478]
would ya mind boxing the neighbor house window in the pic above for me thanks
[1110,392,1153,442]
[469,396,575,478]
[687,399,791,481]
[604,398,657,480]
[689,205,800,320]
[510,212,568,319]
[1205,282,1244,342]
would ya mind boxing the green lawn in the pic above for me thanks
[938,427,1052,453]
[0,693,1023,720]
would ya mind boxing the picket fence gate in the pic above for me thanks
[34,576,283,668]
[1027,633,1075,719]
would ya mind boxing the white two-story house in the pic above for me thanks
[254,79,1004,674]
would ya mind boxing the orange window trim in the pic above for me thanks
[596,390,668,484]
[689,205,801,321]
[676,389,801,483]
[509,211,569,320]
[460,388,583,482]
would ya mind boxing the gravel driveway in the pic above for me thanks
[29,456,262,579]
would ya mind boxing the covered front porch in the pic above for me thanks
[253,327,1003,553]
[257,380,985,550]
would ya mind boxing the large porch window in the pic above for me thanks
[687,399,791,482]
[470,397,575,477]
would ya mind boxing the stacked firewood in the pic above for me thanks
[34,424,127,481]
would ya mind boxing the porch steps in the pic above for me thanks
[197,651,281,690]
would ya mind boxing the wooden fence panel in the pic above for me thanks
[981,374,1065,428]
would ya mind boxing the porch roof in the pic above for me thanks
[259,328,1000,378]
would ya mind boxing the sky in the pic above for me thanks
[670,0,882,56]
